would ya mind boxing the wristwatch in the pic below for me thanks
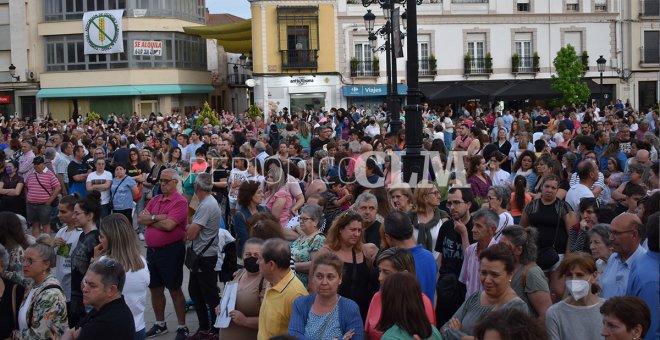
[151,215,156,222]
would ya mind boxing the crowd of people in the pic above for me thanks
[0,99,658,340]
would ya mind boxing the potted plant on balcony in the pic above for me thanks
[512,53,520,73]
[350,57,359,76]
[581,51,589,71]
[372,56,380,76]
[464,53,471,74]
[485,52,493,73]
[533,52,540,72]
[428,53,437,75]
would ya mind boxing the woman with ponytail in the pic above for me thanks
[509,176,532,224]
[13,234,68,339]
[68,190,101,327]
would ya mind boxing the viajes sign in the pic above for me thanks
[83,10,124,54]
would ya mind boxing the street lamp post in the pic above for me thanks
[596,55,606,109]
[8,64,20,81]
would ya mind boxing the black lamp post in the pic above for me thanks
[596,55,606,109]
[363,0,423,182]
[8,64,20,81]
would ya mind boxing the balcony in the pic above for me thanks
[512,56,540,73]
[641,0,659,16]
[640,47,659,64]
[464,56,492,75]
[350,60,379,77]
[419,58,437,76]
[280,49,318,70]
[452,0,488,2]
[228,74,249,86]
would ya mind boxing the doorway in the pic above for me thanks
[20,96,36,121]
[139,100,158,116]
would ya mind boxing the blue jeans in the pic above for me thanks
[133,189,146,233]
[134,328,146,340]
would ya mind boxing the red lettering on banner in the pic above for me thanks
[0,96,10,104]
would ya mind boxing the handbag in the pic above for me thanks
[133,183,143,202]
[34,173,58,207]
[536,201,564,271]
[185,235,217,271]
[109,176,127,211]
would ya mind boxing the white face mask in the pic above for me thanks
[565,279,590,301]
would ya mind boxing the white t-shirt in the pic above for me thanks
[18,289,37,331]
[365,124,380,138]
[486,169,511,187]
[443,117,454,133]
[101,255,150,332]
[54,226,83,301]
[87,171,113,204]
[565,183,594,213]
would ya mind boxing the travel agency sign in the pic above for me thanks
[83,10,124,54]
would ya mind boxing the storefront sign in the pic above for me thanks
[342,84,407,97]
[133,40,162,56]
[265,76,339,88]
[0,96,10,104]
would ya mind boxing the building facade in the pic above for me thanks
[336,0,658,111]
[250,1,340,119]
[3,0,215,121]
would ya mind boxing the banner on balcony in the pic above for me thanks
[83,10,124,54]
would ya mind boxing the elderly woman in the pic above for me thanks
[13,235,68,339]
[365,247,436,340]
[86,157,113,218]
[587,224,614,275]
[0,243,25,339]
[600,296,651,340]
[388,184,414,213]
[486,186,513,240]
[545,253,605,340]
[440,243,528,340]
[216,238,265,339]
[410,180,449,256]
[291,204,326,288]
[314,210,378,321]
[0,212,30,287]
[499,226,552,320]
[289,253,364,340]
[263,167,293,229]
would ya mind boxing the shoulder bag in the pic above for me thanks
[34,173,58,208]
[109,176,127,211]
[185,235,217,271]
[536,201,564,271]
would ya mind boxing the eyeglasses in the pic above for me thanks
[22,258,45,265]
[159,178,175,183]
[610,229,635,237]
[446,200,465,207]
[299,217,314,223]
[580,197,600,208]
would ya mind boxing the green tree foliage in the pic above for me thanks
[247,104,263,119]
[550,45,591,106]
[196,101,220,127]
[86,111,101,124]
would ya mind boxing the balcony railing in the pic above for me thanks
[280,49,318,69]
[641,47,660,64]
[419,58,437,76]
[228,74,249,86]
[464,57,492,75]
[350,60,379,77]
[452,0,488,3]
[512,56,540,73]
[641,0,659,16]
[594,4,607,11]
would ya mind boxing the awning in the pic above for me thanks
[37,84,214,98]
[184,19,252,54]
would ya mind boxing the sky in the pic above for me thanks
[207,0,251,18]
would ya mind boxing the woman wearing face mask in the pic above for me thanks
[216,238,264,339]
[0,160,26,216]
[545,252,604,340]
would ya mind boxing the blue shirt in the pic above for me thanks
[110,176,137,210]
[410,245,438,305]
[627,251,659,340]
[502,114,513,131]
[600,246,647,299]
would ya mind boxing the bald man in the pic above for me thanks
[600,213,647,298]
[622,149,652,183]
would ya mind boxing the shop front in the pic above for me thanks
[254,75,341,118]
[342,84,408,112]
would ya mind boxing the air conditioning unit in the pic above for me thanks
[26,71,36,81]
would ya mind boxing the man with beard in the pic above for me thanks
[434,187,474,326]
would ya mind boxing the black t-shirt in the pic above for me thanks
[212,164,230,195]
[0,278,25,339]
[310,137,329,156]
[435,217,474,275]
[126,161,149,181]
[525,199,570,254]
[76,296,135,340]
[363,220,382,248]
[67,159,92,184]
[497,140,512,173]
[534,115,550,132]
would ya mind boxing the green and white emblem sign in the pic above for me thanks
[83,10,124,54]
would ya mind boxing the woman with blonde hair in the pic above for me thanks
[410,180,449,256]
[314,210,378,321]
[263,167,293,229]
[93,213,150,340]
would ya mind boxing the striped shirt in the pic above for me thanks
[459,237,498,298]
[25,170,60,204]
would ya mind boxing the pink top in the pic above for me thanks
[265,187,293,228]
[364,291,436,340]
[25,171,60,204]
[144,191,188,248]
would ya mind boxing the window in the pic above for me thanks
[516,0,529,11]
[278,7,319,69]
[353,42,374,76]
[419,42,430,74]
[564,31,583,53]
[594,0,606,11]
[643,0,659,16]
[515,32,533,72]
[44,0,202,22]
[467,33,487,73]
[452,0,488,3]
[566,0,579,11]
[643,31,659,63]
